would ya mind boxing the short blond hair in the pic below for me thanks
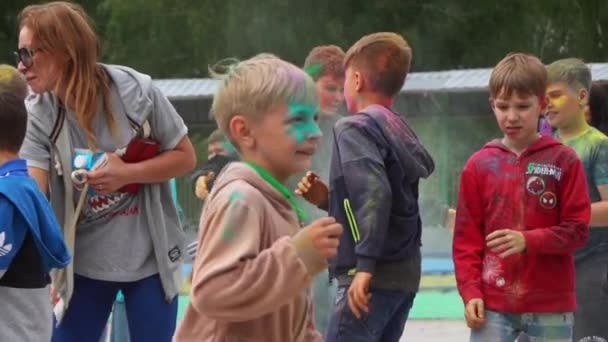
[0,64,28,152]
[489,53,547,99]
[344,32,411,97]
[210,54,318,147]
[546,58,592,92]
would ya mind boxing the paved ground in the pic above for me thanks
[401,320,470,342]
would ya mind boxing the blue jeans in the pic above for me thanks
[325,286,415,342]
[52,274,177,342]
[470,310,573,342]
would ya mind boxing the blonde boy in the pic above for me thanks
[175,54,342,342]
[545,58,608,341]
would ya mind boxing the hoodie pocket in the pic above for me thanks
[384,212,421,257]
[328,178,357,276]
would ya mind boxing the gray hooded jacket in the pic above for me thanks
[20,64,187,319]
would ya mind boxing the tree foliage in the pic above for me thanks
[0,0,606,78]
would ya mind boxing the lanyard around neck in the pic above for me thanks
[245,161,307,224]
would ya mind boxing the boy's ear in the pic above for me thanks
[489,98,496,112]
[354,71,363,92]
[578,88,589,107]
[229,114,254,149]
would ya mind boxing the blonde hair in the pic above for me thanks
[0,65,28,152]
[19,1,117,149]
[546,58,592,92]
[210,54,318,147]
[489,53,547,99]
[344,32,412,97]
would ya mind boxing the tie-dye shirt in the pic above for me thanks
[556,127,608,202]
[556,126,608,257]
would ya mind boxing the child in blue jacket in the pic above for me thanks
[0,65,70,341]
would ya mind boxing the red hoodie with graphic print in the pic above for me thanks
[453,136,590,313]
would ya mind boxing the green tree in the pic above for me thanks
[1,0,607,76]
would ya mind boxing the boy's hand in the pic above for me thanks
[302,217,342,258]
[195,172,215,200]
[348,272,372,319]
[295,171,329,209]
[445,208,456,232]
[464,298,485,329]
[486,229,526,258]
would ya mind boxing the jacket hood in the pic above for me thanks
[484,135,562,155]
[355,104,435,182]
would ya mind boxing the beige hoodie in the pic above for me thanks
[175,162,326,342]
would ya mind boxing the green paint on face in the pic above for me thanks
[223,140,237,155]
[287,103,321,144]
[304,64,323,79]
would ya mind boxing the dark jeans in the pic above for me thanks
[52,274,177,342]
[325,286,415,342]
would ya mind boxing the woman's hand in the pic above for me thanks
[86,153,132,195]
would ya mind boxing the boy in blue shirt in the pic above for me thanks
[0,64,70,340]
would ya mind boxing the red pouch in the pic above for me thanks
[120,138,160,193]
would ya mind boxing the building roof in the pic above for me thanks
[154,63,608,100]
[154,78,220,100]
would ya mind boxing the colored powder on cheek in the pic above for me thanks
[549,95,567,110]
[223,140,237,155]
[287,103,321,144]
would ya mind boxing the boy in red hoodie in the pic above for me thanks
[453,53,590,341]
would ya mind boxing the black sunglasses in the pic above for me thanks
[13,47,41,68]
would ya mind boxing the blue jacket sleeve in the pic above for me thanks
[0,198,26,279]
[337,125,391,274]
